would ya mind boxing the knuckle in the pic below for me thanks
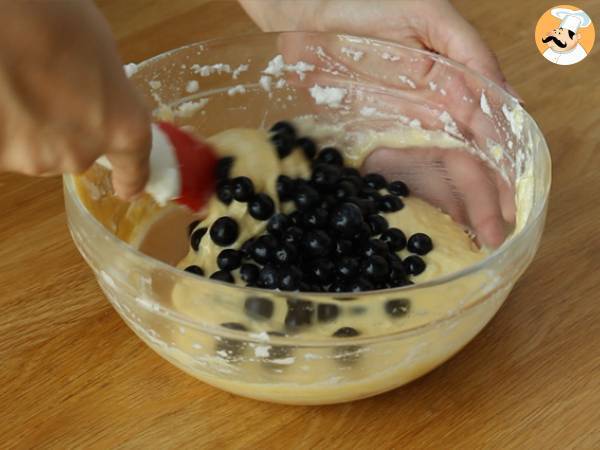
[20,158,49,176]
[108,110,151,154]
[62,154,94,174]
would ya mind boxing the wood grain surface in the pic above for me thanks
[1,1,599,448]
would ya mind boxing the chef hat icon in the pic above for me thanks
[551,8,592,33]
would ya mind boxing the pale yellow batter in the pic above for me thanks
[152,127,501,405]
[77,125,504,405]
[177,127,484,283]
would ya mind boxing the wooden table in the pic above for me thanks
[2,1,599,448]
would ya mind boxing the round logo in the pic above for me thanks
[535,5,595,65]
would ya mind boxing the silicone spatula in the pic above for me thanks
[96,121,218,211]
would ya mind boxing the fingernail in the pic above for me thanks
[504,83,525,105]
[113,184,141,202]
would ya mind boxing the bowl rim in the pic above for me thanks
[64,31,551,345]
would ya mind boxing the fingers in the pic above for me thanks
[0,0,152,200]
[423,1,506,87]
[443,151,506,248]
[363,147,468,226]
[496,171,516,224]
[0,122,103,177]
[363,146,508,248]
[104,89,151,200]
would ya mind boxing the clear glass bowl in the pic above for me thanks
[64,32,550,405]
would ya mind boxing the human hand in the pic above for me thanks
[241,0,517,247]
[240,0,519,93]
[0,0,151,199]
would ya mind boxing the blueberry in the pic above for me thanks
[381,228,407,251]
[336,256,359,279]
[217,249,242,271]
[388,180,410,197]
[360,255,389,282]
[221,322,247,331]
[278,266,302,291]
[299,282,312,292]
[377,195,404,213]
[276,175,295,202]
[342,175,365,190]
[296,137,317,159]
[303,208,329,229]
[389,265,410,287]
[342,167,361,178]
[187,220,200,237]
[240,263,260,284]
[287,210,302,226]
[307,258,335,284]
[210,217,239,246]
[346,277,374,292]
[251,235,277,264]
[262,331,292,362]
[257,264,279,289]
[311,164,341,189]
[367,214,389,235]
[359,187,382,203]
[319,194,338,210]
[403,255,426,275]
[389,276,411,288]
[407,233,433,255]
[190,227,207,251]
[317,303,339,323]
[271,132,295,158]
[329,202,365,237]
[231,176,255,202]
[387,252,405,273]
[355,223,373,241]
[347,196,377,216]
[210,270,234,283]
[271,242,298,266]
[248,193,275,220]
[267,213,290,236]
[385,299,411,317]
[270,121,297,138]
[269,122,296,158]
[334,239,355,257]
[332,327,360,337]
[334,180,358,200]
[316,147,343,166]
[285,299,314,330]
[302,230,332,258]
[184,265,204,276]
[215,156,234,181]
[332,327,361,363]
[329,281,349,293]
[240,238,255,258]
[363,173,387,190]
[216,179,234,205]
[293,184,320,210]
[282,226,303,246]
[244,296,274,320]
[362,239,388,257]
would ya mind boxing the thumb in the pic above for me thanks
[105,86,152,200]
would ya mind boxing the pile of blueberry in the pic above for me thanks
[185,121,433,293]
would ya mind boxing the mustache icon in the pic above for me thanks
[542,35,567,48]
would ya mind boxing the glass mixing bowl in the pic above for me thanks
[64,32,550,405]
